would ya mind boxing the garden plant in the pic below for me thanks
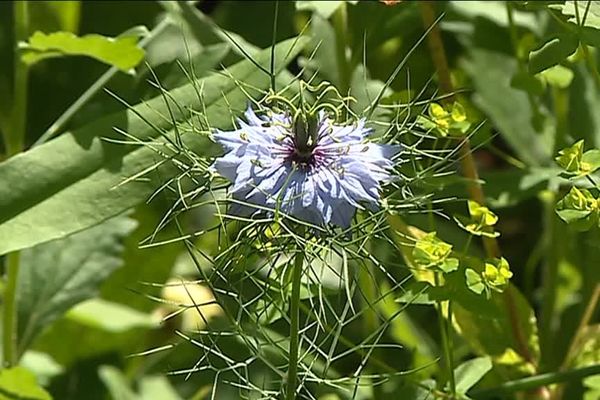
[1,1,600,399]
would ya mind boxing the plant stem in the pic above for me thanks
[2,1,29,369]
[446,300,456,397]
[539,192,562,369]
[470,363,600,398]
[332,1,350,94]
[2,252,20,367]
[561,283,600,370]
[574,0,600,88]
[419,1,453,96]
[286,238,305,400]
[357,250,385,398]
[33,18,170,147]
[435,273,456,397]
[419,1,535,369]
[5,1,29,156]
[548,283,600,399]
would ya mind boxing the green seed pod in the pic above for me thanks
[293,111,319,156]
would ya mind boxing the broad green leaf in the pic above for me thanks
[528,33,579,74]
[582,149,600,174]
[33,308,155,367]
[380,281,437,376]
[581,25,600,47]
[462,49,553,166]
[454,356,493,394]
[570,65,600,149]
[0,367,52,400]
[19,351,64,387]
[296,0,345,19]
[537,64,574,88]
[100,206,182,312]
[304,14,340,87]
[510,70,545,96]
[349,64,392,137]
[98,366,139,400]
[139,376,183,400]
[20,31,145,71]
[453,285,540,378]
[98,365,181,400]
[16,216,137,357]
[551,1,600,29]
[0,37,308,256]
[66,298,158,333]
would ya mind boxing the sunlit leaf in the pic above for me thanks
[0,367,52,400]
[139,376,183,400]
[550,1,600,29]
[20,31,145,72]
[19,351,64,387]
[98,366,139,400]
[296,0,345,18]
[66,298,158,333]
[454,356,493,394]
[537,64,574,88]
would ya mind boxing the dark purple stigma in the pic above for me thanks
[289,148,315,169]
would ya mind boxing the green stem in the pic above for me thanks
[2,1,29,369]
[357,252,385,398]
[446,300,456,398]
[33,18,170,147]
[3,252,20,367]
[419,1,537,372]
[506,1,543,129]
[470,363,600,398]
[5,1,29,156]
[581,44,600,88]
[331,2,350,94]
[286,239,305,400]
[561,283,600,370]
[573,0,600,88]
[435,272,456,397]
[539,193,561,370]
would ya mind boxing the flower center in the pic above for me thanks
[289,148,316,169]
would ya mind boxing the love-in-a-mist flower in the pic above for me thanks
[212,106,400,229]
